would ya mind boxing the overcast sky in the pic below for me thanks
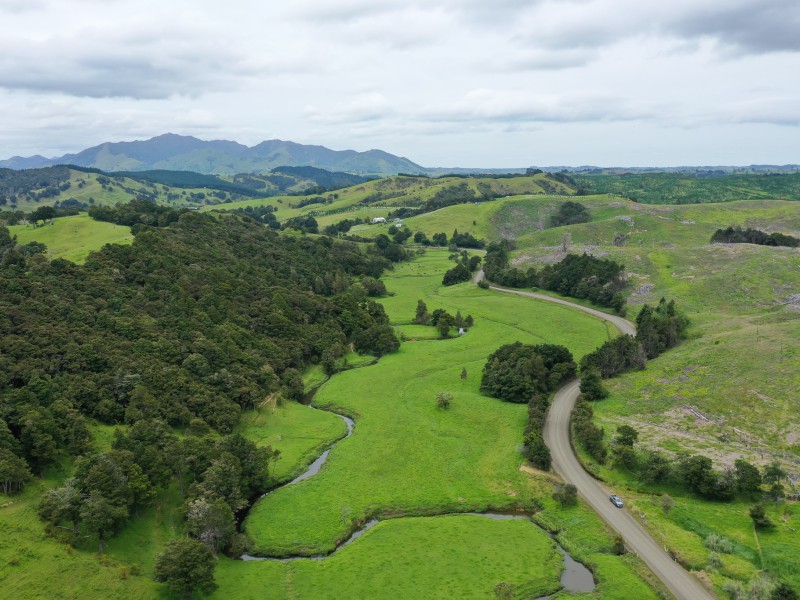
[1,0,799,167]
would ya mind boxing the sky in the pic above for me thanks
[1,0,799,168]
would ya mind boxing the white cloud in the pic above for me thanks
[0,0,798,165]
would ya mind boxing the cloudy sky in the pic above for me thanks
[1,0,799,167]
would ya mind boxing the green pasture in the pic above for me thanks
[238,401,347,482]
[216,515,564,600]
[244,250,614,556]
[9,213,133,263]
[205,173,574,229]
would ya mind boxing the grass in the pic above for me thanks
[245,249,612,556]
[0,462,166,599]
[204,173,574,229]
[495,193,800,594]
[9,213,133,263]
[216,515,563,600]
[237,400,347,482]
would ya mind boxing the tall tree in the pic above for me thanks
[154,538,217,599]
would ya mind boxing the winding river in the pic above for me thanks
[240,403,595,595]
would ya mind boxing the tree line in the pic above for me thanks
[414,299,474,338]
[579,298,689,378]
[480,342,577,470]
[482,241,627,313]
[711,226,800,248]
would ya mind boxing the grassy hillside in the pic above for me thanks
[498,195,800,592]
[0,167,256,213]
[205,173,576,226]
[9,213,133,263]
[573,171,800,205]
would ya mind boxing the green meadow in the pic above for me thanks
[9,213,133,263]
[244,250,612,556]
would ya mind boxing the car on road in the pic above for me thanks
[610,494,624,508]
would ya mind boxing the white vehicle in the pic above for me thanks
[610,494,624,508]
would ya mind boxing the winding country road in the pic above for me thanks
[484,278,715,600]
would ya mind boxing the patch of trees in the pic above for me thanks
[373,233,410,262]
[413,299,473,338]
[573,400,607,463]
[225,205,280,229]
[89,198,187,229]
[271,166,371,192]
[711,226,800,248]
[361,190,405,205]
[291,196,329,209]
[0,166,71,198]
[579,298,688,378]
[481,241,534,288]
[481,342,575,470]
[575,417,789,503]
[635,298,690,359]
[450,229,485,249]
[0,210,398,497]
[39,421,276,564]
[322,217,366,236]
[281,215,319,234]
[482,243,628,311]
[549,201,590,227]
[537,254,626,313]
[111,169,261,198]
[418,182,477,213]
[442,250,481,286]
[481,343,576,403]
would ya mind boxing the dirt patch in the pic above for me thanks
[519,464,558,481]
[616,215,634,226]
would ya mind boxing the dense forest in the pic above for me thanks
[0,208,401,552]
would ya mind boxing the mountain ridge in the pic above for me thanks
[0,133,426,177]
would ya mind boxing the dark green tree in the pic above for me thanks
[37,477,82,537]
[749,504,773,530]
[415,299,430,325]
[734,459,762,497]
[80,492,128,553]
[579,367,608,401]
[553,483,578,506]
[762,461,786,485]
[154,538,217,599]
[0,448,32,495]
[186,496,236,554]
[614,425,639,447]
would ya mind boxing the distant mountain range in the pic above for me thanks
[0,134,427,177]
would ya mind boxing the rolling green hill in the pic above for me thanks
[572,171,800,204]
